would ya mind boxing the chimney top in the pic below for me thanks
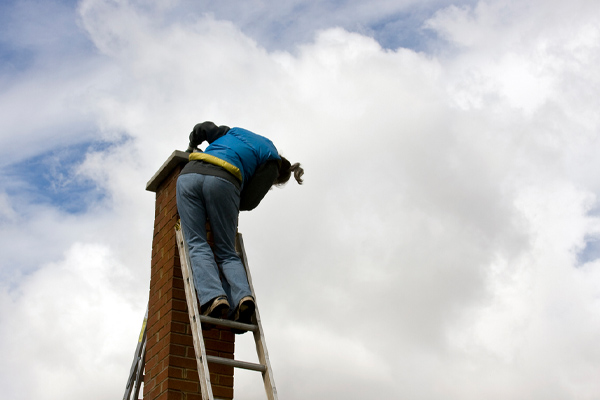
[146,150,189,192]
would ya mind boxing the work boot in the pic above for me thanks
[201,296,230,319]
[233,296,255,325]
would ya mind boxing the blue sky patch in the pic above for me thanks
[369,10,438,51]
[577,204,600,265]
[578,236,600,265]
[1,141,112,214]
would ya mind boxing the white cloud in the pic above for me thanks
[0,192,17,223]
[0,242,143,400]
[1,0,600,399]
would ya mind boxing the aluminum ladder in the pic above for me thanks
[123,227,277,400]
[123,308,147,400]
[175,223,278,400]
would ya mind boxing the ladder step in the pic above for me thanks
[206,355,266,373]
[175,227,278,399]
[198,315,258,332]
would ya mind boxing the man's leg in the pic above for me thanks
[176,174,227,309]
[202,176,252,314]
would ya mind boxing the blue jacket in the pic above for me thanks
[188,125,280,188]
[184,123,282,210]
[204,127,280,186]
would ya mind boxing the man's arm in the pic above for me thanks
[239,161,279,211]
[187,121,230,152]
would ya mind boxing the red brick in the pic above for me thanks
[144,376,156,392]
[154,389,183,400]
[169,366,184,379]
[206,349,219,357]
[204,338,234,353]
[212,385,233,399]
[151,277,170,298]
[169,309,188,323]
[165,379,198,393]
[157,344,172,362]
[154,365,183,383]
[202,328,221,340]
[185,369,199,381]
[166,391,183,400]
[172,298,187,311]
[145,162,234,400]
[145,385,159,400]
[145,354,158,372]
[173,265,183,278]
[219,375,234,387]
[155,366,170,384]
[172,287,186,301]
[173,276,185,289]
[157,234,175,255]
[219,330,235,342]
[186,346,197,358]
[170,355,198,369]
[173,274,185,293]
[207,362,234,376]
[169,343,187,357]
[170,321,187,334]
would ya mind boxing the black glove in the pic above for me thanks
[189,121,230,150]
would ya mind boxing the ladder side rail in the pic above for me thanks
[132,339,146,400]
[123,307,148,400]
[236,233,278,400]
[176,227,214,400]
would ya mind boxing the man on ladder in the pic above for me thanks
[176,121,304,325]
[124,122,303,400]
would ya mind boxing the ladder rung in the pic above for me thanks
[175,227,278,399]
[198,315,258,332]
[206,355,266,372]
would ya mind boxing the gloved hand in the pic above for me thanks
[188,121,229,151]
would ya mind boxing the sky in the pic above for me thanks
[1,0,600,399]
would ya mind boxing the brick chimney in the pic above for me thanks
[144,151,235,400]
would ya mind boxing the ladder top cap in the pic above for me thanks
[146,150,189,192]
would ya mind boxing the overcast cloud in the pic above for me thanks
[1,0,600,399]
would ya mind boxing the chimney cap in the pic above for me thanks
[146,150,189,192]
